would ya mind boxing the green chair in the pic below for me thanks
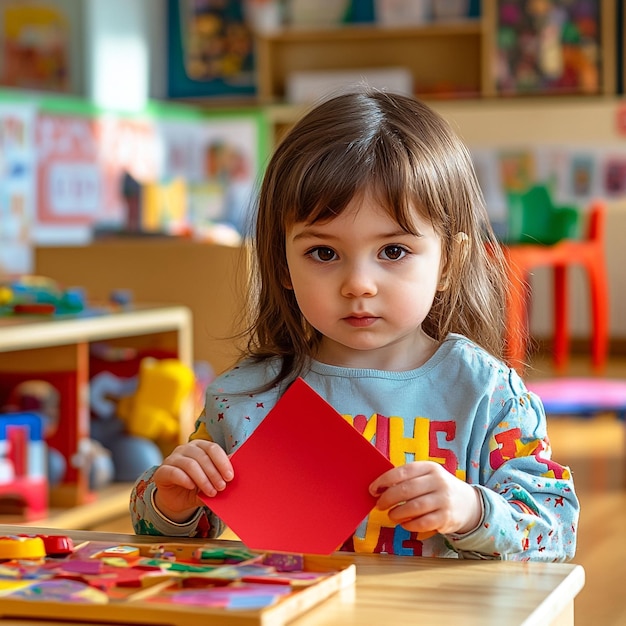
[506,184,582,245]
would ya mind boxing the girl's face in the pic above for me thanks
[285,194,444,371]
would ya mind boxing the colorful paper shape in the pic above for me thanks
[201,378,394,554]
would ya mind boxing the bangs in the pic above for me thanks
[287,130,428,235]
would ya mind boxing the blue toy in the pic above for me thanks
[0,275,85,316]
[108,435,163,482]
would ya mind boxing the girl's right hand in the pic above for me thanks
[152,440,234,524]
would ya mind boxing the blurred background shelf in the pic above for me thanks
[2,482,134,531]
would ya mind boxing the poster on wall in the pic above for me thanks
[533,146,605,205]
[497,148,536,193]
[469,143,625,243]
[470,148,508,232]
[33,113,160,244]
[602,153,626,197]
[95,115,161,226]
[157,110,267,238]
[167,0,256,99]
[0,0,72,93]
[495,0,603,96]
[0,103,36,274]
[569,153,597,197]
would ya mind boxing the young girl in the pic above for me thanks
[130,89,578,561]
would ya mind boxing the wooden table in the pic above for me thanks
[0,527,585,626]
[0,305,192,512]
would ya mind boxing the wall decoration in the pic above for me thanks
[470,143,621,241]
[0,88,269,271]
[0,103,36,274]
[33,113,160,243]
[157,109,267,237]
[603,154,626,197]
[0,0,71,92]
[495,0,603,95]
[167,0,256,99]
[568,152,597,198]
[497,148,536,193]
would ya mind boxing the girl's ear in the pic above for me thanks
[437,232,469,291]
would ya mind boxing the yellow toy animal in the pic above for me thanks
[117,358,195,445]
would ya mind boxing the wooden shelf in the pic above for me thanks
[256,18,489,103]
[251,0,618,142]
[258,21,483,42]
[0,304,193,515]
[2,483,134,530]
[0,305,192,360]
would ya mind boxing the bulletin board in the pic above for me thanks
[0,88,270,272]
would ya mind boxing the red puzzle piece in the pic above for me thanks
[201,378,394,554]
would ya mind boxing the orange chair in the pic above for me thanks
[503,200,608,373]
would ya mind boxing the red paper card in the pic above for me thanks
[200,378,394,554]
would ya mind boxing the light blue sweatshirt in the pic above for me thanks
[130,334,579,561]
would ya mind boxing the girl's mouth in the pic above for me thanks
[344,315,378,327]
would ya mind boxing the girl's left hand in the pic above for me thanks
[369,461,483,536]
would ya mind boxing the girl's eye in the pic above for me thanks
[380,245,407,261]
[309,247,337,262]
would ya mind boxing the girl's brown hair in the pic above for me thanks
[240,89,512,388]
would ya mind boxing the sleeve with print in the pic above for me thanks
[129,465,225,538]
[446,381,579,562]
[129,403,228,538]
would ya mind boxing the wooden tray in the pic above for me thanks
[0,539,355,626]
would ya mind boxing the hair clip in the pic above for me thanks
[454,232,469,244]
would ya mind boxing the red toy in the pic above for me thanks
[0,412,48,521]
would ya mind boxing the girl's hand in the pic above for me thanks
[152,440,234,523]
[369,461,482,536]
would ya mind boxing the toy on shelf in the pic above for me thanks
[0,412,48,521]
[108,435,164,482]
[6,379,114,493]
[117,357,195,445]
[0,370,93,508]
[113,357,194,479]
[118,171,188,236]
[71,437,115,491]
[4,379,67,486]
[89,369,138,421]
[109,288,134,309]
[0,275,85,316]
[90,355,208,482]
[89,353,196,483]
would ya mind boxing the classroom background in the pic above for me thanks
[1,2,625,625]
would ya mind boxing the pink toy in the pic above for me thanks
[527,378,626,419]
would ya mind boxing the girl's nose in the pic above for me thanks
[340,263,378,298]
